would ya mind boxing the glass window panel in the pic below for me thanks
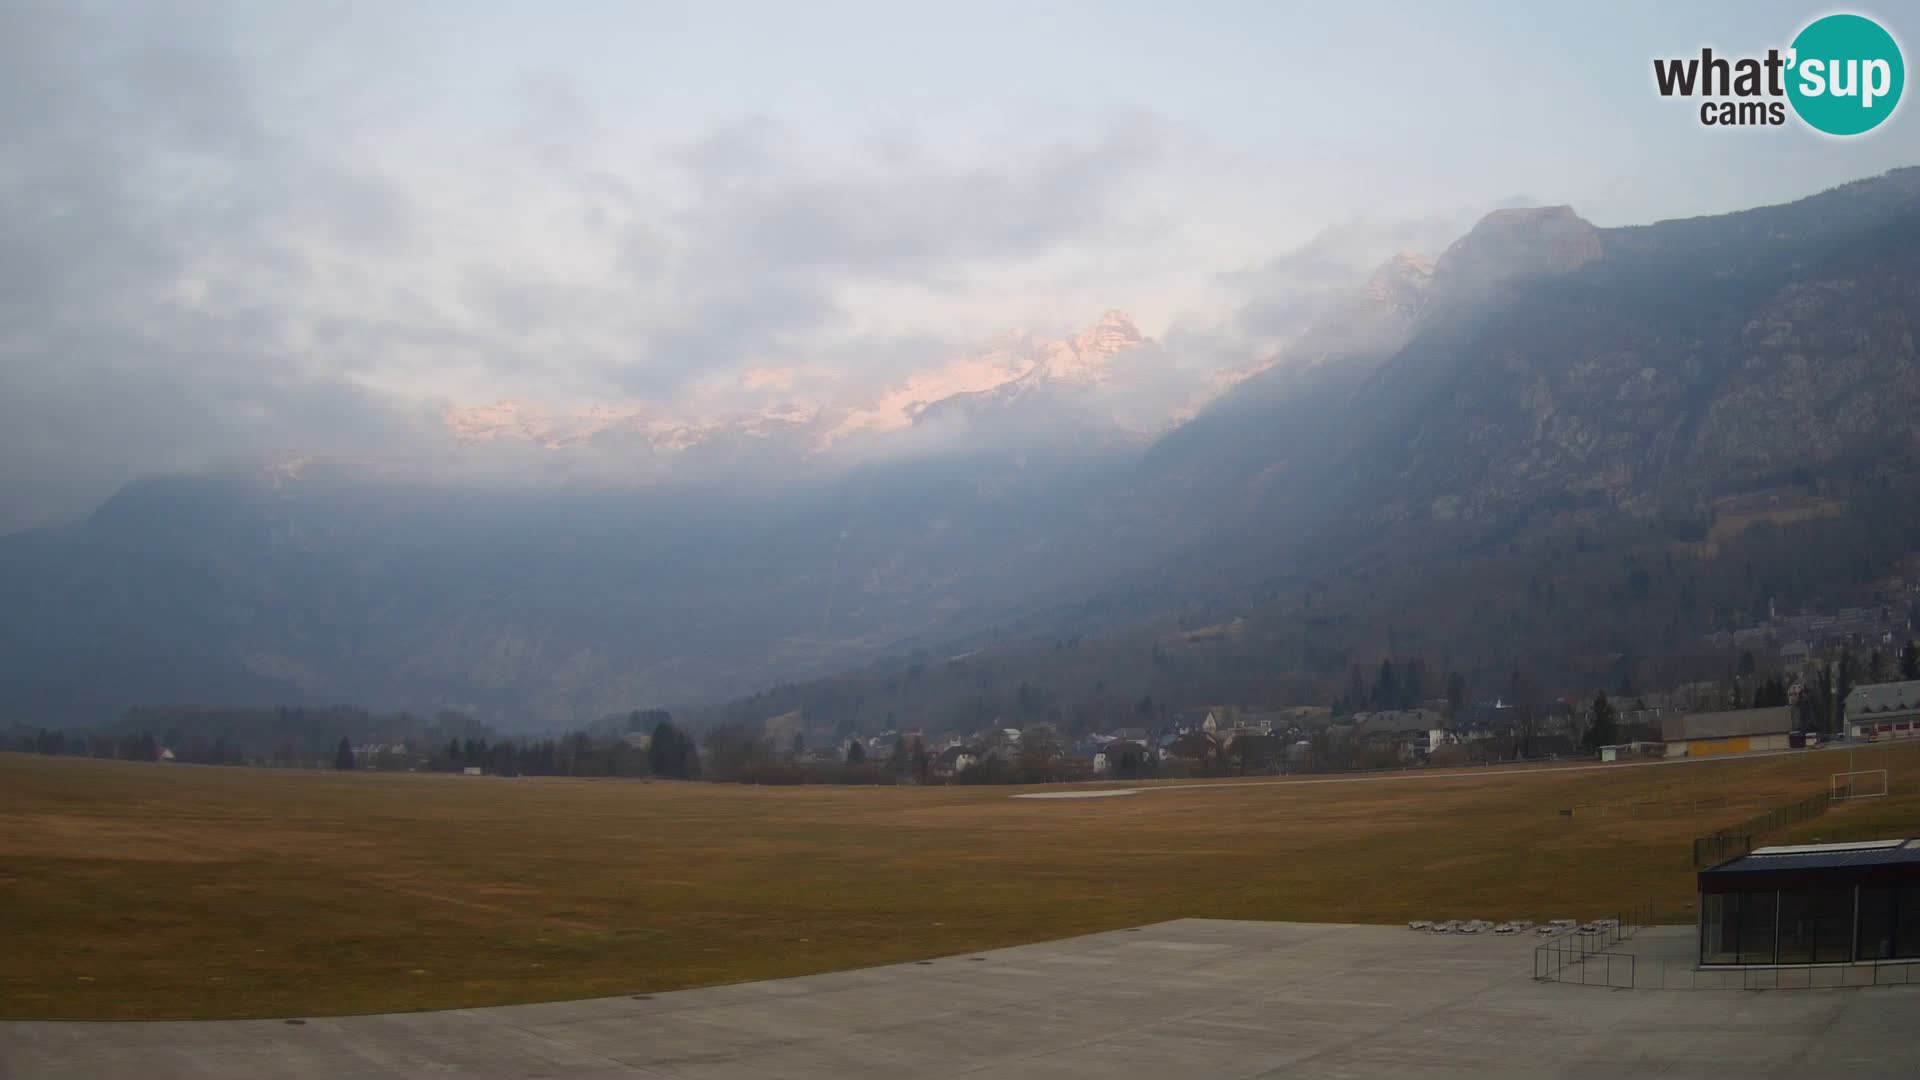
[1814,888,1855,964]
[1858,886,1895,960]
[1897,886,1920,960]
[1779,887,1853,964]
[1701,893,1738,965]
[1777,891,1812,964]
[1737,891,1778,965]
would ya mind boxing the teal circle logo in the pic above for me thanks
[1787,14,1904,135]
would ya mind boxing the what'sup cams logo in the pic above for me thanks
[1654,12,1904,135]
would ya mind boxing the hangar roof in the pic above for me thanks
[1699,839,1920,891]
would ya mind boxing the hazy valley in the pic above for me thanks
[4,168,1918,733]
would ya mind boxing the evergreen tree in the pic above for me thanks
[1901,640,1920,680]
[1583,691,1618,752]
[1400,657,1427,710]
[334,736,354,771]
[1372,659,1397,710]
[648,718,696,779]
[1816,662,1837,734]
[846,740,867,765]
[1837,648,1857,730]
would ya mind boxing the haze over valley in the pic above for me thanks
[5,168,1920,731]
[3,2,1918,743]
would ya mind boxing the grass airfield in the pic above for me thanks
[2,744,1915,1019]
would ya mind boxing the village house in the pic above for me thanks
[1223,731,1285,772]
[1168,709,1219,735]
[800,744,845,765]
[1846,679,1920,742]
[1093,739,1150,775]
[1160,729,1218,763]
[932,745,978,778]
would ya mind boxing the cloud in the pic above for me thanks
[506,69,598,168]
[1221,214,1480,341]
[603,117,1167,396]
[677,123,1164,277]
[738,364,841,394]
[0,3,1477,533]
[1150,201,1527,374]
[0,4,441,525]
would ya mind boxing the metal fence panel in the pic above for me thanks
[1691,791,1834,867]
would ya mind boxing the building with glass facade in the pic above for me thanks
[1699,839,1920,966]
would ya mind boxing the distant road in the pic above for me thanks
[1060,742,1871,797]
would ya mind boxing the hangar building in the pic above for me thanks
[1662,706,1794,757]
[1699,839,1920,966]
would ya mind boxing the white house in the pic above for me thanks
[933,745,977,778]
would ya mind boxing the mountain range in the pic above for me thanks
[441,308,1219,466]
[4,167,1918,730]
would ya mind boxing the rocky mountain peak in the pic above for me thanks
[1086,310,1144,347]
[447,311,1165,458]
[1037,310,1150,383]
[1363,252,1436,311]
[1437,205,1602,286]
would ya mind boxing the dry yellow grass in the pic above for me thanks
[2,744,1917,1019]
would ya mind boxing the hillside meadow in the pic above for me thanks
[2,744,1917,1019]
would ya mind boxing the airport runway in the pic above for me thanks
[5,920,1917,1078]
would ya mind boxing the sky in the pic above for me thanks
[1,0,1914,529]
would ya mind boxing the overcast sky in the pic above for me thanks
[1,0,1913,529]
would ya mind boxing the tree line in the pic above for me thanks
[4,706,705,779]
